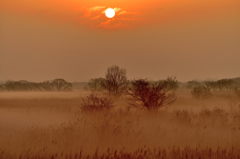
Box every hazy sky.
[0,0,240,82]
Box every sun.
[105,8,115,18]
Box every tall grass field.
[1,90,240,158]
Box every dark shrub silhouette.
[127,79,177,110]
[80,92,114,111]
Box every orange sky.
[1,0,239,30]
[0,0,240,82]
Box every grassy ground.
[0,90,240,158]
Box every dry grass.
[0,90,240,158]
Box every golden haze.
[0,0,239,29]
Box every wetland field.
[1,90,240,159]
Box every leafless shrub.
[127,79,177,110]
[80,92,114,112]
[191,85,212,99]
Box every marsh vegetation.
[1,66,240,158]
[1,89,240,159]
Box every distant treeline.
[185,77,240,91]
[0,78,72,91]
[1,77,240,92]
[85,76,240,93]
[85,76,180,93]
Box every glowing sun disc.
[105,8,115,18]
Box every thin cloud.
[89,6,105,11]
[118,10,140,16]
[102,7,122,14]
[98,19,125,29]
[118,10,127,15]
[119,17,140,21]
[113,8,122,12]
[91,15,100,20]
[83,6,106,17]
[99,20,111,26]
[80,6,140,29]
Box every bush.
[80,92,114,111]
[191,85,212,99]
[127,79,177,110]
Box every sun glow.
[105,8,115,18]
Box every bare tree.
[86,77,106,92]
[40,81,53,91]
[204,81,220,91]
[127,79,177,110]
[80,92,114,111]
[102,65,128,96]
[52,78,72,91]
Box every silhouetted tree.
[102,65,128,96]
[127,79,177,110]
[216,79,228,91]
[86,77,106,92]
[17,80,31,91]
[29,82,42,91]
[204,81,217,91]
[40,81,53,91]
[52,78,72,91]
[4,81,17,91]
